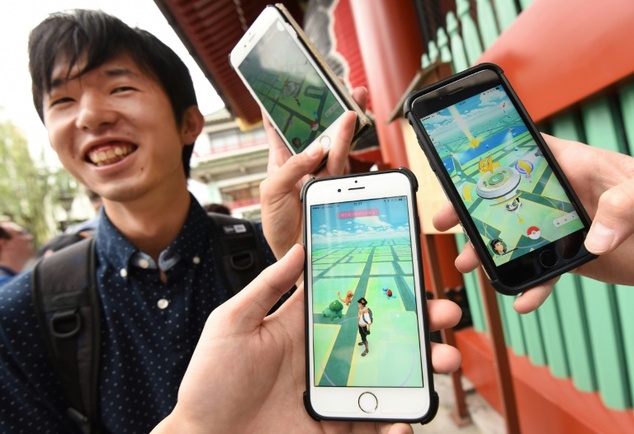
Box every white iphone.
[301,168,438,423]
[229,4,371,162]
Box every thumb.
[223,244,305,333]
[585,179,634,254]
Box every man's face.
[41,54,195,204]
[0,223,34,264]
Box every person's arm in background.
[432,134,634,313]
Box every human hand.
[153,245,461,434]
[260,87,367,260]
[433,134,634,313]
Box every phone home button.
[318,134,331,150]
[358,392,378,413]
[539,250,558,268]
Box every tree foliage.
[0,119,78,247]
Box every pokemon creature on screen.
[420,86,585,267]
[310,196,424,388]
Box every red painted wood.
[477,0,634,122]
[456,328,634,433]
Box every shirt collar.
[0,265,16,276]
[96,195,211,273]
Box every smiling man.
[0,9,461,434]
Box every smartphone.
[404,63,596,295]
[301,168,438,423]
[229,4,371,162]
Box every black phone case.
[403,63,596,295]
[300,168,439,424]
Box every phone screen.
[236,17,346,153]
[419,85,586,267]
[309,196,424,388]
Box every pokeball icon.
[527,226,541,240]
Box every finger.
[454,241,481,273]
[513,277,558,314]
[348,422,413,434]
[427,299,462,374]
[350,86,368,113]
[264,138,327,198]
[319,111,358,176]
[224,244,305,333]
[347,422,414,434]
[263,111,293,173]
[268,111,358,187]
[541,133,580,161]
[262,111,285,154]
[427,299,461,331]
[432,201,460,232]
[382,423,414,434]
[585,178,634,254]
[431,342,462,374]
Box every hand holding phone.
[229,4,371,165]
[301,168,438,423]
[404,63,596,294]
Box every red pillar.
[349,0,463,289]
[348,0,422,168]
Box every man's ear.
[180,106,204,144]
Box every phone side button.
[539,250,558,268]
[358,392,378,413]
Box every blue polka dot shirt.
[0,197,276,433]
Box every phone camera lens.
[337,189,341,193]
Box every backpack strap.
[31,238,101,434]
[28,213,266,434]
[207,212,267,296]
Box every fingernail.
[305,141,321,157]
[585,222,615,254]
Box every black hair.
[357,297,367,306]
[28,9,198,177]
[490,238,506,253]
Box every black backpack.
[31,213,268,434]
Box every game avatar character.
[490,238,508,255]
[357,297,372,357]
[291,137,303,150]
